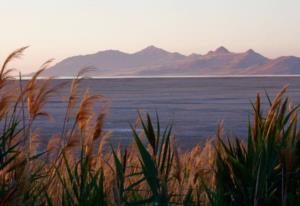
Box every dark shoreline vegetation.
[1,48,300,205]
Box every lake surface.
[33,77,300,149]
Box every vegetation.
[0,48,300,205]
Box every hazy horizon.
[1,0,300,73]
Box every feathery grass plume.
[0,95,14,121]
[91,111,106,141]
[84,111,106,163]
[60,67,93,142]
[25,61,66,121]
[74,90,102,133]
[1,47,28,75]
[263,85,288,138]
[24,62,66,164]
[0,48,28,132]
[0,47,28,89]
[46,134,61,158]
[85,103,110,166]
[91,102,110,141]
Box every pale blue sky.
[1,0,300,73]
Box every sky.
[1,0,300,73]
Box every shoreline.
[15,74,300,80]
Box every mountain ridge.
[35,46,300,76]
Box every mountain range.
[38,46,300,77]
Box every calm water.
[32,77,300,149]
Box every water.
[32,76,300,149]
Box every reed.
[0,48,300,205]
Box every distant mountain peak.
[215,46,230,54]
[96,49,125,55]
[145,45,160,50]
[246,49,255,54]
[136,45,168,55]
[243,49,268,60]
